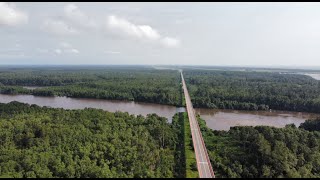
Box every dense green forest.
[2,66,320,178]
[171,113,187,178]
[0,67,181,106]
[198,116,320,178]
[0,101,182,178]
[184,70,320,113]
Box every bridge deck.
[181,71,215,178]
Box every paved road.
[181,71,215,178]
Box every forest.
[0,67,181,106]
[198,115,320,178]
[0,101,182,178]
[2,66,320,178]
[1,101,319,178]
[184,70,320,113]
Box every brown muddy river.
[0,94,180,122]
[196,108,318,130]
[0,94,318,130]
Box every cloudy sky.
[1,2,320,66]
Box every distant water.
[304,73,320,80]
[196,108,318,131]
[0,94,317,130]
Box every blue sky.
[1,2,320,66]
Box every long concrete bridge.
[181,71,215,178]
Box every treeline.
[197,115,320,178]
[0,67,103,86]
[0,101,182,178]
[184,70,320,113]
[171,113,187,178]
[0,67,181,106]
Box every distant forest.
[2,67,320,114]
[184,70,320,113]
[0,67,181,106]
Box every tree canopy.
[184,70,320,113]
[0,101,181,178]
[198,116,320,178]
[0,67,181,106]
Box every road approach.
[181,71,215,178]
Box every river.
[196,108,318,130]
[304,73,320,80]
[0,94,180,123]
[0,94,317,130]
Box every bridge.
[181,71,215,178]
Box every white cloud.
[66,48,79,54]
[64,4,97,29]
[54,42,80,54]
[54,48,79,55]
[107,15,160,40]
[42,4,97,36]
[0,2,28,26]
[103,50,120,54]
[60,42,72,48]
[106,15,180,48]
[54,49,62,54]
[42,19,79,36]
[36,48,49,53]
[162,37,180,48]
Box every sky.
[1,2,320,66]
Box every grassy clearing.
[184,112,199,178]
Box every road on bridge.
[181,71,215,178]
